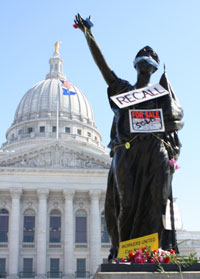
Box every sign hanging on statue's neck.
[110,84,169,109]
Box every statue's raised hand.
[74,13,114,85]
[74,13,92,33]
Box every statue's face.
[135,57,157,75]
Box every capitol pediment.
[0,142,110,169]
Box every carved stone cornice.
[37,189,49,199]
[0,142,111,170]
[10,188,22,199]
[63,189,75,200]
[89,189,101,200]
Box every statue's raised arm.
[74,13,116,86]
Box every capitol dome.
[14,78,95,126]
[3,44,106,154]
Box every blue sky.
[0,0,200,231]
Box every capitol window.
[49,209,61,243]
[27,127,33,134]
[0,258,6,278]
[101,211,110,243]
[52,126,57,133]
[75,210,87,243]
[22,258,33,278]
[23,209,35,243]
[49,258,60,278]
[87,132,91,137]
[0,209,9,243]
[76,259,86,278]
[77,129,82,135]
[18,129,23,135]
[65,127,70,133]
[40,126,45,133]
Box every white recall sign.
[110,84,169,109]
[162,199,182,230]
[129,109,165,133]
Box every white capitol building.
[0,45,199,279]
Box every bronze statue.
[74,14,183,258]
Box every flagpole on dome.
[53,39,77,139]
[47,41,67,140]
[54,41,60,140]
[56,92,59,140]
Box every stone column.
[63,189,75,279]
[89,190,101,276]
[36,189,49,279]
[8,188,22,279]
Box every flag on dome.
[60,80,76,95]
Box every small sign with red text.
[110,84,169,109]
[129,109,165,133]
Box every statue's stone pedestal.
[94,264,200,279]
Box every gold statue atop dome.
[55,41,60,53]
[54,41,62,57]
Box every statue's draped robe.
[105,71,183,255]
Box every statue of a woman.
[74,14,183,258]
